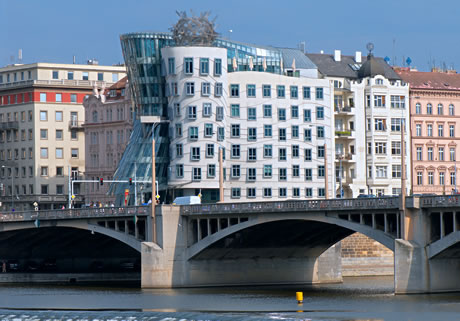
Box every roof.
[108,76,128,90]
[396,70,460,91]
[278,48,317,70]
[307,53,401,80]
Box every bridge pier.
[141,206,342,288]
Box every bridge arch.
[427,231,460,259]
[186,213,395,260]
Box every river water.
[0,276,459,321]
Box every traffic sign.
[33,202,38,206]
[156,194,160,199]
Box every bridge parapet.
[0,206,151,222]
[181,197,400,215]
[417,195,460,208]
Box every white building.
[162,46,334,202]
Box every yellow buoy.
[296,291,303,303]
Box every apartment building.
[307,49,411,197]
[83,77,133,205]
[397,68,460,194]
[0,63,126,211]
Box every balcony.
[334,105,354,114]
[0,121,19,130]
[69,120,84,130]
[335,130,354,139]
[335,153,355,162]
[0,79,108,91]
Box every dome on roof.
[358,54,385,78]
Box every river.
[0,276,459,321]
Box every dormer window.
[109,90,116,97]
[376,78,383,85]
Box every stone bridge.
[1,196,460,293]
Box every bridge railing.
[418,195,460,208]
[181,197,400,215]
[0,205,151,222]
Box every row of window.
[175,103,325,122]
[367,141,402,155]
[0,70,32,83]
[367,165,402,179]
[174,123,324,142]
[175,144,325,161]
[39,147,79,159]
[366,118,404,132]
[416,171,457,186]
[0,147,33,161]
[365,95,406,108]
[230,187,326,199]
[0,92,82,105]
[415,146,457,161]
[174,164,326,181]
[414,123,456,137]
[168,57,223,76]
[89,107,129,123]
[0,110,76,123]
[415,103,455,116]
[0,70,119,83]
[0,184,65,196]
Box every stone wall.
[341,232,394,276]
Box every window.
[304,109,311,122]
[277,85,285,98]
[416,124,421,136]
[375,142,387,154]
[231,144,240,158]
[202,103,212,117]
[376,166,387,178]
[392,165,401,178]
[215,83,223,96]
[263,188,272,197]
[264,165,272,178]
[52,70,59,79]
[189,127,198,140]
[450,125,455,137]
[186,82,195,95]
[247,168,257,181]
[40,93,46,102]
[55,111,63,121]
[218,127,225,141]
[248,148,257,161]
[428,147,433,161]
[292,125,299,138]
[192,167,201,181]
[368,166,372,178]
[374,95,385,107]
[264,145,272,158]
[231,124,240,137]
[305,168,312,181]
[291,106,299,119]
[201,82,211,96]
[316,87,323,99]
[40,147,48,158]
[292,145,299,158]
[374,118,386,131]
[71,148,78,158]
[427,124,433,136]
[279,187,287,197]
[279,128,286,141]
[437,104,443,115]
[303,86,311,99]
[248,128,257,141]
[200,58,209,74]
[316,106,324,120]
[439,172,445,185]
[82,72,89,81]
[230,188,241,199]
[263,105,272,118]
[188,106,197,119]
[318,188,326,197]
[56,167,64,176]
[40,166,48,176]
[67,71,74,80]
[391,118,402,132]
[175,123,182,137]
[290,86,298,99]
[305,188,313,197]
[318,165,325,177]
[230,84,239,97]
[451,172,457,186]
[439,147,444,161]
[231,104,240,117]
[305,148,312,161]
[97,72,103,81]
[206,143,214,157]
[41,185,49,195]
[449,104,455,116]
[293,165,300,177]
[112,73,118,82]
[279,148,287,161]
[278,108,286,121]
[417,172,423,185]
[262,85,271,97]
[191,147,200,160]
[184,57,193,74]
[451,148,456,161]
[438,124,444,137]
[304,128,312,141]
[428,172,434,185]
[176,144,183,158]
[416,147,422,160]
[248,107,256,120]
[214,58,222,75]
[207,164,216,178]
[168,57,175,74]
[216,106,224,121]
[40,129,47,140]
[70,94,77,103]
[247,188,256,198]
[317,126,325,138]
[204,123,213,137]
[390,95,405,108]
[391,141,401,155]
[427,103,432,114]
[231,165,241,178]
[176,164,184,178]
[415,103,421,114]
[247,84,256,97]
[318,145,325,158]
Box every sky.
[1,0,460,72]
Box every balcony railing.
[0,121,19,130]
[0,79,108,90]
[335,130,354,137]
[69,120,84,129]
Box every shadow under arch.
[186,215,396,260]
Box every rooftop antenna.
[18,49,22,63]
[73,55,76,64]
[392,38,396,66]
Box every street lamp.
[1,165,14,211]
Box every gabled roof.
[278,48,317,70]
[397,70,460,91]
[307,53,401,80]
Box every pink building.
[83,77,133,205]
[397,69,460,195]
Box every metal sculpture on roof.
[170,11,218,46]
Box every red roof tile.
[397,70,460,91]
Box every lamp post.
[1,165,13,211]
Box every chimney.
[334,50,341,62]
[355,51,362,63]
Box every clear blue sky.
[1,0,459,71]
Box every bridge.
[0,196,459,293]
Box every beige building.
[83,77,133,205]
[0,62,126,211]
